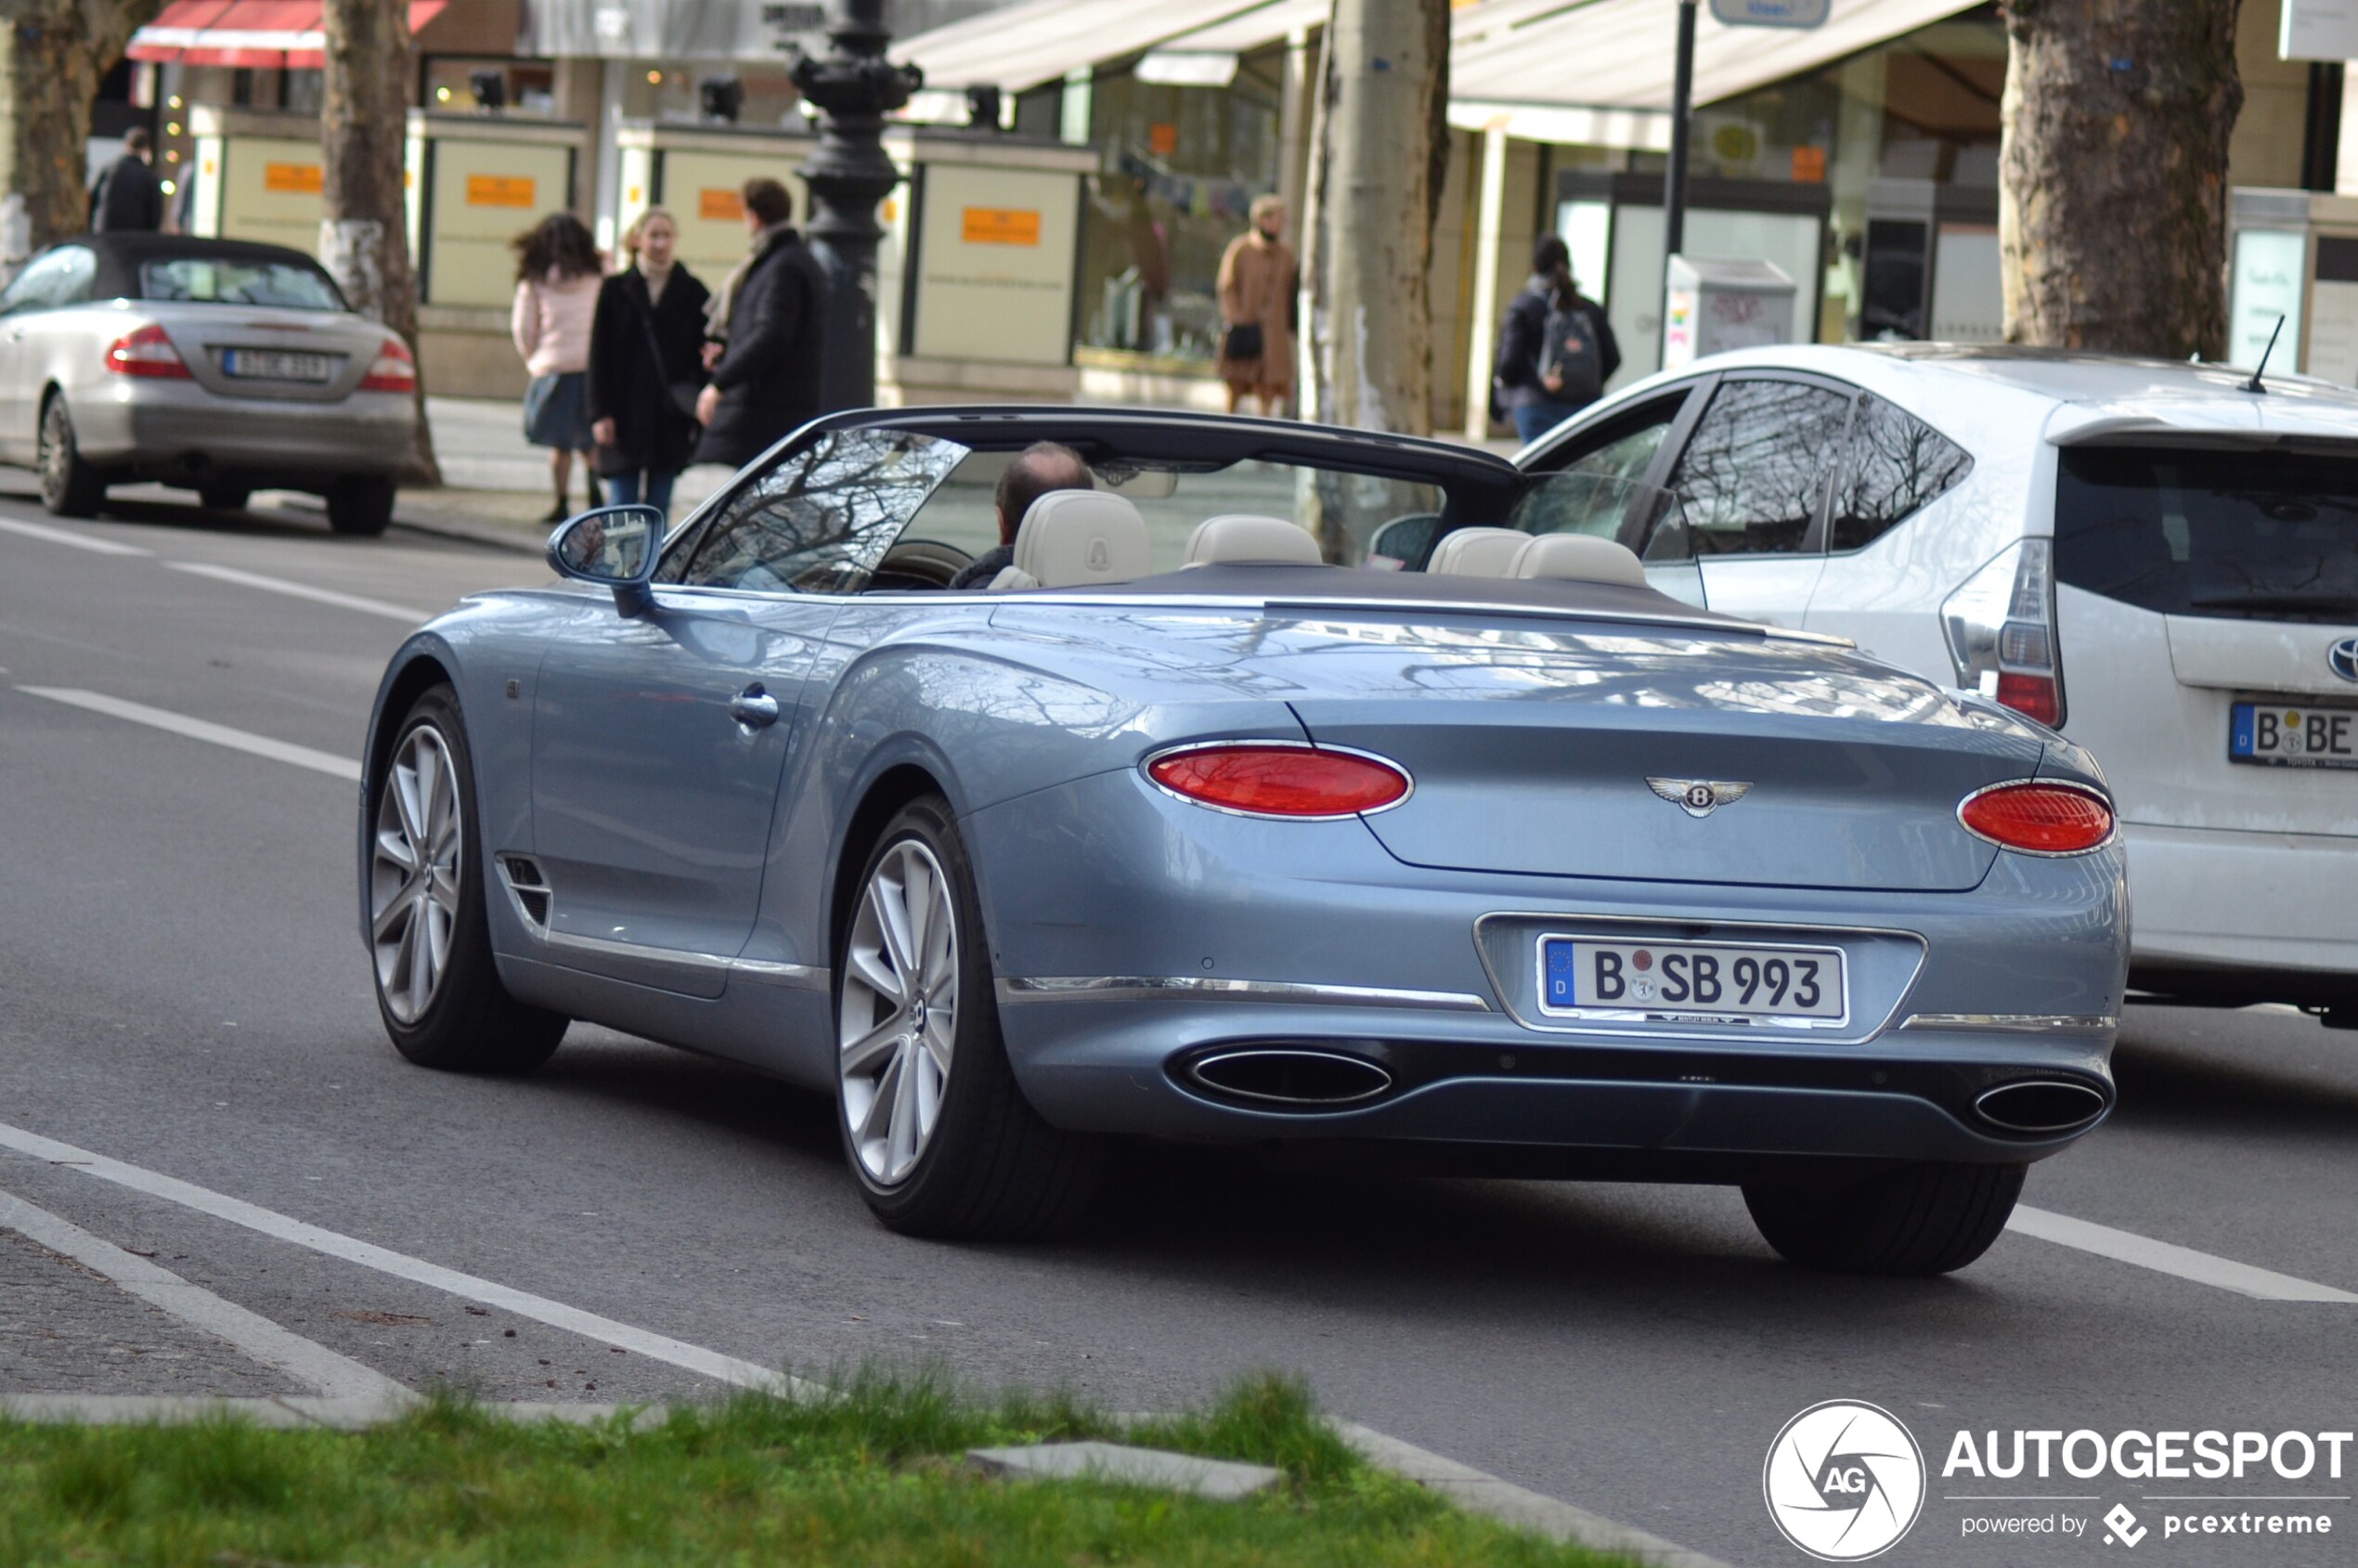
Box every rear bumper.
[2123,822,2358,1000]
[71,381,412,484]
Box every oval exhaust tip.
[1975,1079,2107,1135]
[1187,1049,1393,1107]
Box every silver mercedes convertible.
[358,408,2128,1276]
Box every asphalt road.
[2,482,2352,1567]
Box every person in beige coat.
[1216,194,1298,416]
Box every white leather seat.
[987,489,1153,590]
[1182,513,1323,567]
[1425,526,1528,577]
[1509,532,1648,588]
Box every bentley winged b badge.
[1648,778,1754,818]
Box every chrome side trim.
[996,976,1492,1011]
[1899,1013,2118,1034]
[730,958,831,991]
[538,928,829,991]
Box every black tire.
[835,795,1101,1239]
[367,684,566,1073]
[198,484,252,512]
[37,394,104,518]
[327,476,396,536]
[1743,1161,2026,1276]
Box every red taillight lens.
[1959,782,2114,855]
[1147,745,1410,818]
[1995,671,2061,727]
[103,323,191,379]
[359,334,416,392]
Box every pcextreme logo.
[1764,1400,1928,1561]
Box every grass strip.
[0,1368,1638,1567]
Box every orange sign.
[961,207,1041,247]
[698,187,745,222]
[1148,122,1178,157]
[264,162,322,195]
[465,175,537,208]
[1791,145,1826,183]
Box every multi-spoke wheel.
[835,795,1100,1238]
[37,395,104,518]
[366,684,567,1072]
[840,838,960,1186]
[371,724,462,1023]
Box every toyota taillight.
[359,334,416,392]
[103,323,191,379]
[1146,744,1411,819]
[1942,538,2064,727]
[1958,781,2115,855]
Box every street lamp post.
[790,0,922,411]
[1664,0,1697,261]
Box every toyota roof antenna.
[2244,314,2285,395]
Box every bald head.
[994,441,1092,546]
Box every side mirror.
[547,504,664,615]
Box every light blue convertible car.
[359,408,2128,1275]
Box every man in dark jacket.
[693,178,828,469]
[90,129,164,233]
[1493,235,1619,445]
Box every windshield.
[139,256,346,312]
[2056,446,2358,622]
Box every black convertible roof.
[51,233,346,307]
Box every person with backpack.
[1494,235,1619,445]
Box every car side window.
[1827,393,1973,552]
[0,247,92,313]
[658,428,964,594]
[1665,378,1854,556]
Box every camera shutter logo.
[1762,1400,1925,1561]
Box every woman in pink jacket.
[510,213,604,521]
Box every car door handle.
[729,686,781,730]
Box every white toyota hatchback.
[1507,344,2358,1028]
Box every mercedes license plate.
[222,348,335,383]
[1538,936,1846,1026]
[2229,702,2358,771]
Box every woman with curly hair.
[510,212,605,521]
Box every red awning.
[128,0,446,70]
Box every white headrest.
[1182,513,1323,568]
[1010,489,1151,589]
[1509,532,1648,588]
[1426,526,1528,577]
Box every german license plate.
[2229,702,2358,770]
[221,348,336,382]
[1538,936,1847,1025]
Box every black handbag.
[1223,321,1264,361]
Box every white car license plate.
[2230,702,2358,771]
[222,348,336,383]
[1538,937,1846,1025]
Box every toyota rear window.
[138,256,345,312]
[2054,447,2358,622]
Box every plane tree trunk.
[1999,0,2243,357]
[0,0,167,250]
[321,0,439,485]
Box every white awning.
[897,0,1276,92]
[1452,0,1980,115]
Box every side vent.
[497,856,551,933]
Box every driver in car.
[948,441,1094,590]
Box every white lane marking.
[0,1122,805,1397]
[166,562,431,624]
[0,1185,409,1402]
[2008,1204,2358,1302]
[0,516,151,556]
[16,686,362,782]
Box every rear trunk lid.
[1254,615,2037,891]
[147,303,386,404]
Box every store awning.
[513,0,831,61]
[128,0,446,69]
[898,0,1287,93]
[1452,0,1980,122]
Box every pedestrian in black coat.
[588,209,710,514]
[1494,234,1619,445]
[90,128,164,233]
[693,177,828,470]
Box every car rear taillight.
[1958,781,2115,855]
[1941,538,2064,727]
[1146,744,1411,819]
[103,323,191,379]
[359,334,416,393]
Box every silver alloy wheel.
[839,838,960,1186]
[369,724,463,1024]
[37,399,71,507]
